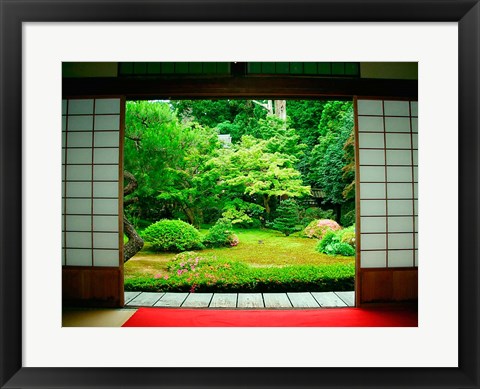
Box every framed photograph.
[1,1,479,388]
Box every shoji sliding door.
[355,98,418,304]
[62,97,124,307]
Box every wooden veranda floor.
[124,291,355,309]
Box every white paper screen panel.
[62,98,121,267]
[357,99,417,269]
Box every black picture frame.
[1,1,479,388]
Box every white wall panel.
[359,149,385,165]
[93,216,119,232]
[62,98,121,267]
[388,233,414,249]
[361,234,387,250]
[95,99,121,114]
[387,166,412,182]
[386,150,412,165]
[93,233,119,249]
[360,200,386,215]
[94,115,120,131]
[383,100,409,116]
[358,116,384,132]
[66,182,92,198]
[67,148,92,164]
[68,99,94,114]
[68,115,93,131]
[66,249,92,266]
[386,133,411,149]
[93,165,118,181]
[360,251,386,268]
[384,117,410,133]
[357,100,383,115]
[359,166,385,182]
[360,217,387,233]
[357,99,417,269]
[66,215,91,231]
[388,250,414,267]
[359,133,384,148]
[66,165,92,181]
[387,183,413,199]
[360,183,385,199]
[93,199,119,215]
[388,217,414,233]
[93,250,120,267]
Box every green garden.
[123,99,356,293]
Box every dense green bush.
[338,224,356,248]
[299,207,335,227]
[304,219,341,239]
[203,218,239,248]
[125,256,355,293]
[268,200,301,236]
[340,206,356,227]
[316,231,355,256]
[141,219,204,252]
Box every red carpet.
[122,307,417,327]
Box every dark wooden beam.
[63,76,417,100]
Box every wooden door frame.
[63,75,418,307]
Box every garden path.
[124,291,355,308]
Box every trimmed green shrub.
[304,219,341,239]
[268,199,300,236]
[338,224,356,249]
[142,219,204,252]
[340,207,356,227]
[299,207,335,227]
[125,257,355,293]
[203,218,239,248]
[316,231,355,256]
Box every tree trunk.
[274,100,287,121]
[123,170,144,263]
[183,206,196,227]
[335,204,342,224]
[263,195,271,215]
[123,216,144,263]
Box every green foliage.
[210,135,311,214]
[308,101,354,205]
[142,219,204,252]
[267,199,301,236]
[335,224,356,247]
[340,206,356,227]
[221,199,264,227]
[316,231,355,257]
[304,219,341,239]
[167,251,203,274]
[124,101,221,227]
[203,218,240,248]
[299,207,335,227]
[125,256,355,293]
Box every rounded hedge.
[303,219,341,240]
[316,231,355,257]
[142,219,204,252]
[203,218,239,248]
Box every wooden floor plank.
[287,292,320,308]
[311,292,347,308]
[263,293,292,308]
[237,293,264,308]
[154,293,189,307]
[124,291,142,305]
[334,291,355,307]
[126,292,164,307]
[209,293,237,308]
[182,293,213,308]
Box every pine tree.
[268,200,300,236]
